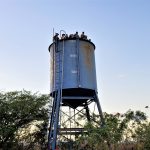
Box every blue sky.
[0,0,150,116]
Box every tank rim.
[48,38,95,52]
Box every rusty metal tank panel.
[49,33,97,97]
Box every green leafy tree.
[134,122,150,150]
[0,90,49,149]
[77,110,147,150]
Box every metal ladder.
[48,90,61,150]
[48,40,64,150]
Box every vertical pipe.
[69,107,71,140]
[59,39,65,132]
[76,39,80,87]
[74,109,76,140]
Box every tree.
[76,110,148,150]
[134,122,150,150]
[0,90,49,149]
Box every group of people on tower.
[53,32,91,42]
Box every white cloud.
[117,74,128,79]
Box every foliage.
[1,90,150,150]
[134,122,150,150]
[76,110,148,150]
[0,90,49,149]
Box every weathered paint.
[49,39,97,94]
[49,47,54,91]
[79,41,97,90]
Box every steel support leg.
[85,101,91,122]
[48,95,56,149]
[48,90,61,150]
[95,92,105,126]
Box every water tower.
[48,31,103,150]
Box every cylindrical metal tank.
[49,33,97,97]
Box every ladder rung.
[62,96,93,100]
